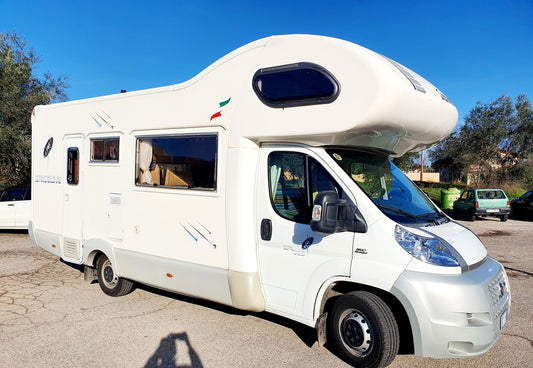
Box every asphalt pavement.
[0,218,531,367]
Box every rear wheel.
[328,291,399,368]
[500,214,508,222]
[96,254,134,296]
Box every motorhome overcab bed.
[30,35,510,368]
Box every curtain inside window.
[270,164,281,197]
[139,139,153,184]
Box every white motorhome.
[30,35,510,368]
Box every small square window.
[91,138,119,162]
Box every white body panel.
[30,35,508,360]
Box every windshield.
[327,149,447,226]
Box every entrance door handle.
[260,219,272,241]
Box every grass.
[415,181,528,208]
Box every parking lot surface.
[1,218,532,367]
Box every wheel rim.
[101,259,118,289]
[339,309,373,357]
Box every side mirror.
[311,191,368,234]
[313,189,365,233]
[310,191,345,234]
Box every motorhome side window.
[66,147,79,185]
[91,138,119,162]
[136,135,217,190]
[268,152,340,223]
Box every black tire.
[452,208,458,219]
[468,210,476,222]
[96,254,134,297]
[328,291,399,368]
[500,214,508,222]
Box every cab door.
[256,147,355,321]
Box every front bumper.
[391,257,510,358]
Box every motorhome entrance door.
[62,135,83,262]
[256,147,355,319]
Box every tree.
[392,152,420,172]
[510,94,533,160]
[431,132,468,183]
[431,94,532,187]
[0,31,68,188]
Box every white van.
[30,35,510,368]
[0,186,31,230]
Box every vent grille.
[64,238,81,260]
[387,58,426,93]
[487,268,509,319]
[109,196,121,205]
[436,88,451,103]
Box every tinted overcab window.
[253,62,339,108]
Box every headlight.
[394,225,460,267]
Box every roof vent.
[436,88,451,103]
[387,58,426,93]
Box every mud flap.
[84,265,98,282]
[317,312,328,346]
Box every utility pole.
[420,150,424,182]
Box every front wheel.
[96,254,134,297]
[328,291,399,368]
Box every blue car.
[511,190,533,220]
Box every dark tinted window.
[253,62,339,107]
[0,187,30,201]
[67,147,79,185]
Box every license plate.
[486,209,500,213]
[500,309,508,330]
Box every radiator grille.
[487,268,510,319]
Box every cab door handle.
[261,219,272,241]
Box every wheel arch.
[317,281,414,354]
[83,238,117,268]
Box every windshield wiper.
[415,211,450,225]
[415,212,440,219]
[377,204,418,219]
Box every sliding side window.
[136,134,217,190]
[91,138,119,162]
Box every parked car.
[510,190,533,219]
[453,188,510,221]
[0,186,31,230]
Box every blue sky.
[1,0,532,126]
